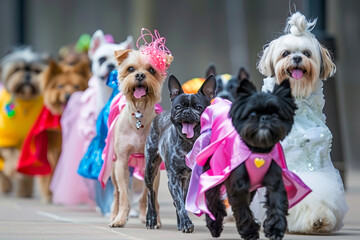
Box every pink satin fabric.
[185,98,312,220]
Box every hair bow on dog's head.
[136,28,173,75]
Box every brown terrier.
[17,60,90,203]
[99,48,173,228]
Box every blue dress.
[77,70,118,215]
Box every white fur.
[88,30,134,111]
[254,12,347,234]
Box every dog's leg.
[110,165,119,222]
[203,159,226,237]
[225,163,260,240]
[144,154,162,228]
[262,161,288,240]
[153,171,162,228]
[138,183,147,223]
[109,157,131,228]
[16,173,33,198]
[167,168,194,233]
[0,171,12,194]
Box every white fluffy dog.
[88,30,134,112]
[254,11,348,234]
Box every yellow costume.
[182,78,205,94]
[0,88,43,149]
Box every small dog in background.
[88,30,134,112]
[182,64,249,102]
[0,47,47,197]
[258,11,348,233]
[17,59,90,203]
[98,29,173,228]
[58,33,91,66]
[144,74,216,232]
[186,78,311,239]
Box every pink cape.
[185,98,312,220]
[98,93,164,188]
[50,77,99,206]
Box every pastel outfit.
[50,76,104,206]
[185,98,311,220]
[17,106,61,175]
[78,71,119,179]
[99,93,163,188]
[256,77,348,231]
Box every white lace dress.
[251,77,348,233]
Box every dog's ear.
[168,74,184,101]
[199,74,217,100]
[73,59,92,80]
[319,45,336,80]
[257,41,275,77]
[41,60,62,90]
[89,30,106,59]
[114,49,131,66]
[273,79,293,99]
[205,64,216,78]
[119,35,134,50]
[165,54,174,67]
[237,67,250,81]
[236,79,257,98]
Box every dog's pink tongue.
[134,87,146,99]
[182,123,196,138]
[291,69,304,80]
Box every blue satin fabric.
[78,70,119,179]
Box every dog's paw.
[146,211,159,229]
[180,219,194,233]
[109,218,127,228]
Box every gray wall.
[0,0,359,177]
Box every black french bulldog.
[144,74,216,233]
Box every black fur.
[145,74,216,233]
[204,78,297,239]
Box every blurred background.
[0,0,359,186]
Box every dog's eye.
[99,57,107,65]
[303,50,311,58]
[196,106,203,111]
[250,112,257,118]
[74,85,80,90]
[282,50,290,58]
[175,105,181,110]
[148,67,156,75]
[33,69,41,74]
[127,66,135,72]
[13,67,21,73]
[57,84,64,89]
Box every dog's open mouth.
[182,122,196,138]
[133,86,148,99]
[287,67,307,80]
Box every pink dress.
[50,77,100,206]
[98,93,163,188]
[185,98,311,220]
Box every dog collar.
[132,111,144,130]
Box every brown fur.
[108,49,172,227]
[38,60,90,203]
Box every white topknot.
[284,11,317,37]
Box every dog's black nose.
[135,73,146,81]
[107,64,115,72]
[25,73,31,82]
[293,55,302,64]
[260,115,269,123]
[65,93,71,101]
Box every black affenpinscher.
[203,79,298,240]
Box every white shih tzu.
[253,11,348,234]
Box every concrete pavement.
[0,171,359,240]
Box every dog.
[98,29,173,227]
[17,59,90,203]
[58,33,91,66]
[0,47,48,197]
[257,11,348,233]
[88,30,134,113]
[185,78,311,239]
[182,64,249,102]
[144,74,216,232]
